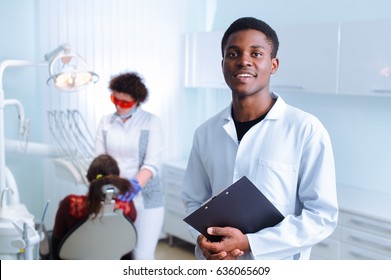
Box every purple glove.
[117,178,142,202]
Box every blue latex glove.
[117,178,142,202]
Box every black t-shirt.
[233,109,268,142]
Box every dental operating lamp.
[45,43,99,91]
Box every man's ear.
[271,57,279,74]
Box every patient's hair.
[86,154,133,217]
[221,17,279,58]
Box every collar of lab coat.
[265,92,287,120]
[222,91,286,122]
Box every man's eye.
[253,52,262,57]
[227,52,238,58]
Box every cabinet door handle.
[272,85,306,90]
[349,248,376,260]
[350,235,391,252]
[371,89,391,94]
[315,242,330,248]
[350,217,391,234]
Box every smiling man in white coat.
[182,17,338,260]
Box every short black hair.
[221,17,279,58]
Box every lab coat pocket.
[254,158,298,215]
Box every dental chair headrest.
[101,184,119,205]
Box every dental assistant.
[95,72,164,260]
[182,17,338,260]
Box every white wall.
[212,0,391,28]
[0,0,45,218]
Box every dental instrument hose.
[35,200,50,260]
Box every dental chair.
[57,185,137,260]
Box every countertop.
[337,184,391,222]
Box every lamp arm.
[43,43,71,61]
[0,59,48,97]
[0,59,47,196]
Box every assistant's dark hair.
[86,154,134,217]
[109,72,148,103]
[221,17,279,58]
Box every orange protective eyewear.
[110,95,135,109]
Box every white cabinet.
[312,210,391,260]
[184,19,391,97]
[184,31,226,88]
[311,185,391,260]
[340,211,391,259]
[271,23,340,95]
[339,19,391,97]
[162,160,196,245]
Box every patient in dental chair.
[51,154,138,259]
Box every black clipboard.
[183,176,284,242]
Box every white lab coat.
[182,92,338,260]
[95,108,163,182]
